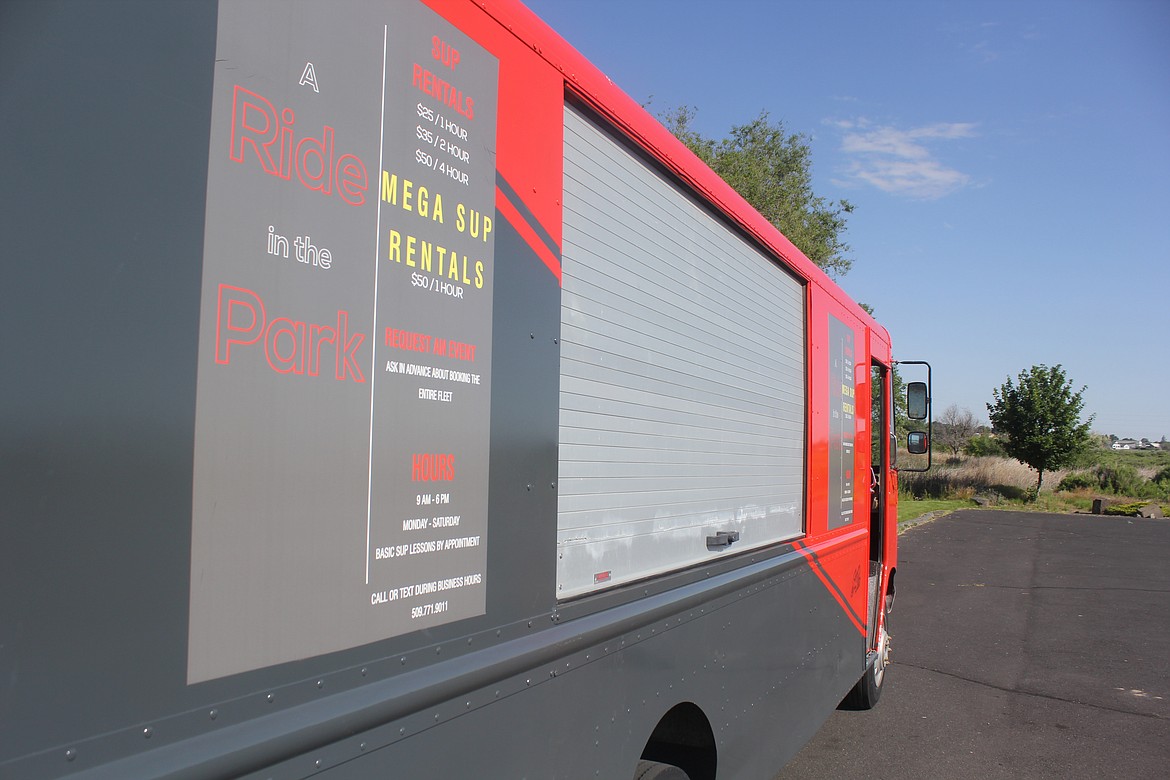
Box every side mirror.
[907,381,929,421]
[896,361,932,473]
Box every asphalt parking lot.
[775,509,1170,779]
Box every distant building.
[1111,438,1159,450]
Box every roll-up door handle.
[706,531,740,550]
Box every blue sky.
[524,0,1170,441]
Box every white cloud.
[832,119,977,200]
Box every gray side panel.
[558,105,806,598]
[0,0,219,763]
[236,550,863,780]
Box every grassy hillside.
[897,448,1170,516]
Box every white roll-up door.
[557,104,807,599]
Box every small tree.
[935,404,978,457]
[987,364,1094,497]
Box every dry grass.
[899,456,1071,501]
[899,450,1170,514]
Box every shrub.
[1094,463,1148,496]
[1056,472,1096,492]
[964,434,1006,458]
[1154,466,1170,486]
[1102,501,1166,517]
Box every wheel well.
[640,702,716,780]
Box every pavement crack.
[896,661,1169,721]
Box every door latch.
[706,530,740,550]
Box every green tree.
[661,106,853,278]
[987,364,1095,497]
[964,433,1006,458]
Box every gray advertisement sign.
[828,315,855,530]
[189,0,498,684]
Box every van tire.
[841,621,889,710]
